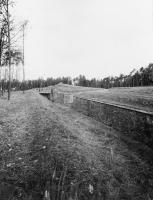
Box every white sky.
[13,0,153,79]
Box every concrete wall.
[72,96,153,148]
[49,90,73,105]
[40,91,153,148]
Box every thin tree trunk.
[22,24,25,93]
[0,67,1,95]
[0,21,2,95]
[6,0,11,100]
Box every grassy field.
[49,84,153,112]
[0,90,153,199]
[42,83,105,94]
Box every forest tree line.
[1,63,153,94]
[74,63,153,88]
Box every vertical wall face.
[41,91,153,148]
[50,90,74,105]
[72,97,153,148]
[64,94,74,104]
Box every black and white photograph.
[0,0,153,199]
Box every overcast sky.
[13,0,153,79]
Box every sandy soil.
[0,91,153,200]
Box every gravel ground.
[0,91,153,200]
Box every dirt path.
[0,91,153,200]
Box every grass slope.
[48,84,153,112]
[0,91,153,199]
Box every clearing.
[0,90,153,199]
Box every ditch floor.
[0,91,153,200]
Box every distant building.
[72,79,79,86]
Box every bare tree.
[0,2,8,95]
[0,0,27,99]
[6,0,11,100]
[22,20,28,94]
[0,0,12,99]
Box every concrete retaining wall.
[72,96,153,148]
[40,91,153,148]
[49,90,73,105]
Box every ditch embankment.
[0,90,153,199]
[40,87,153,150]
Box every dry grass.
[42,83,105,94]
[76,86,153,112]
[44,84,153,112]
[0,91,153,199]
